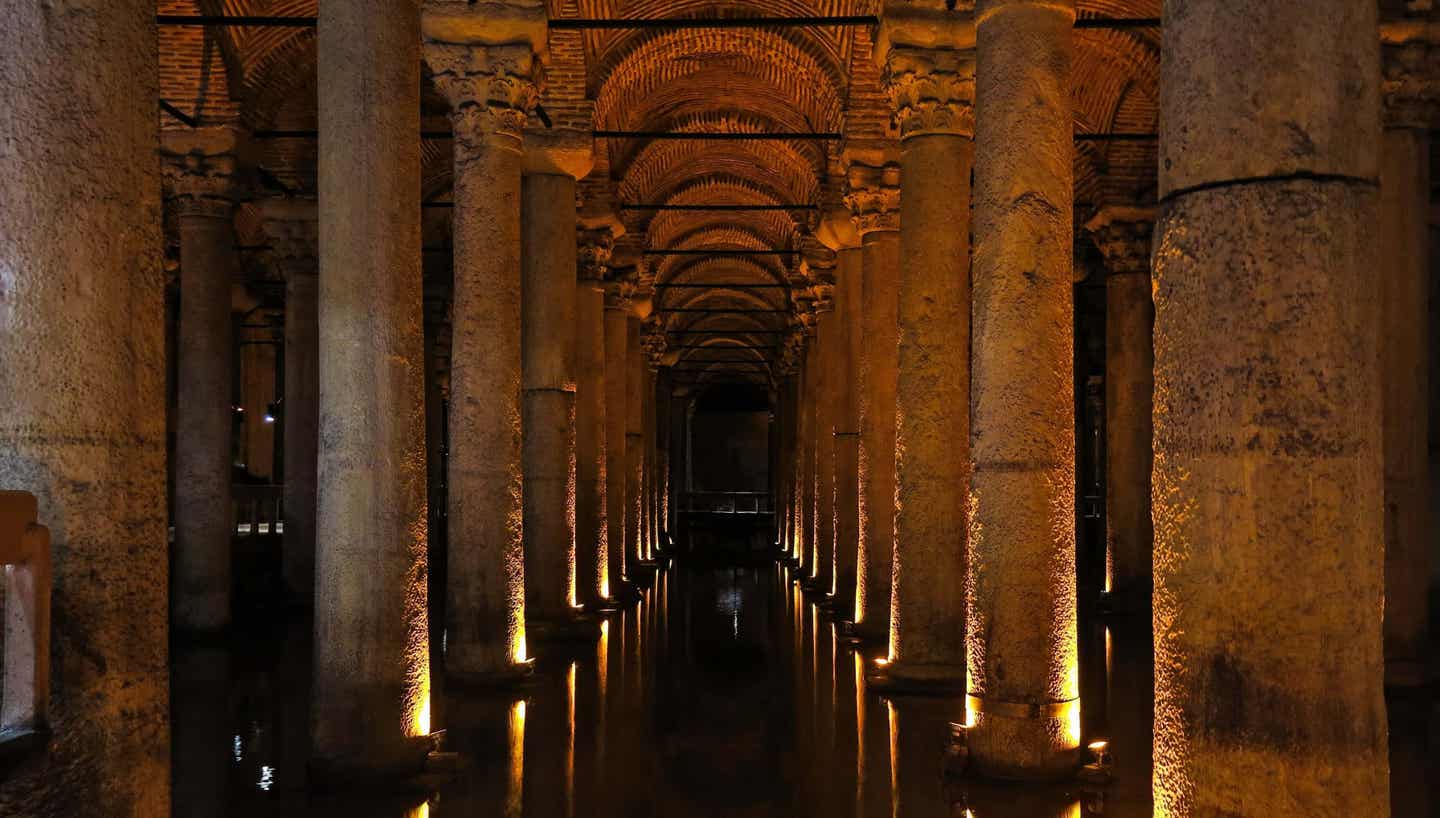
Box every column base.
[628,563,658,588]
[308,736,437,791]
[1385,658,1429,689]
[528,612,604,645]
[799,575,831,595]
[1097,583,1151,617]
[866,661,966,695]
[445,659,535,691]
[849,619,888,649]
[607,581,644,606]
[965,695,1081,781]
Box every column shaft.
[283,269,320,601]
[241,342,277,478]
[521,172,579,630]
[833,250,863,610]
[655,368,672,551]
[576,279,609,605]
[313,0,430,774]
[889,128,972,683]
[641,363,656,561]
[812,308,836,591]
[855,230,899,640]
[969,0,1077,776]
[801,340,819,576]
[1153,0,1387,812]
[603,301,629,587]
[174,210,237,631]
[1381,125,1431,685]
[0,2,168,811]
[625,316,644,570]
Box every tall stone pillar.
[1153,0,1388,813]
[876,16,975,690]
[626,315,645,573]
[0,3,168,812]
[521,138,592,639]
[777,367,800,558]
[312,0,430,776]
[1380,25,1437,687]
[241,341,278,479]
[640,358,656,561]
[163,128,241,633]
[968,0,1077,777]
[807,293,837,594]
[818,211,864,612]
[603,286,632,594]
[1084,207,1154,610]
[424,5,544,679]
[261,199,321,604]
[845,158,901,643]
[655,366,673,552]
[799,321,819,577]
[576,222,619,607]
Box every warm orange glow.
[566,662,576,818]
[406,802,430,818]
[404,504,431,738]
[507,700,526,818]
[874,656,889,667]
[886,700,899,818]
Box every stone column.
[312,0,430,776]
[163,128,241,633]
[968,0,1077,777]
[655,366,673,553]
[1085,207,1154,611]
[603,286,632,595]
[640,358,656,561]
[799,322,819,577]
[576,222,619,607]
[817,208,864,612]
[807,293,837,594]
[876,17,975,690]
[424,5,544,679]
[1153,0,1387,813]
[261,199,321,604]
[521,138,592,639]
[626,314,645,573]
[1380,25,1437,687]
[241,341,278,479]
[776,367,799,558]
[845,158,901,643]
[0,3,168,812]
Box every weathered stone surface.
[603,287,631,590]
[854,229,900,641]
[0,3,169,814]
[312,0,431,776]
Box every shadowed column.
[1153,0,1388,813]
[424,3,544,681]
[603,285,633,597]
[969,0,1079,777]
[808,293,837,594]
[1379,23,1436,687]
[164,128,242,633]
[877,11,975,691]
[576,221,620,607]
[312,0,430,776]
[0,2,169,811]
[844,156,901,645]
[626,314,645,573]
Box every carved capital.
[577,227,616,282]
[883,48,976,139]
[1383,32,1440,128]
[1084,206,1155,278]
[162,126,244,219]
[842,160,901,235]
[259,199,319,278]
[424,42,543,150]
[604,280,635,311]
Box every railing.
[680,491,773,516]
[0,491,51,740]
[233,485,284,536]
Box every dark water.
[173,562,1437,817]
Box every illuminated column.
[0,2,168,811]
[845,157,901,643]
[654,366,673,552]
[424,5,544,680]
[1153,0,1387,813]
[878,17,975,689]
[602,285,633,596]
[261,200,321,604]
[1084,206,1154,609]
[968,0,1077,777]
[625,314,645,573]
[818,211,864,612]
[163,129,241,633]
[808,291,837,594]
[313,0,430,775]
[521,139,591,639]
[640,358,656,561]
[1380,25,1436,687]
[799,319,819,577]
[576,222,619,607]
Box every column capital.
[1382,24,1440,128]
[604,279,635,310]
[423,2,545,150]
[259,198,319,278]
[161,125,245,218]
[876,4,977,140]
[1084,205,1155,278]
[577,213,623,283]
[842,151,902,235]
[814,207,862,252]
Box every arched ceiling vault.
[161,0,1163,382]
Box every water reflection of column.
[830,633,860,818]
[171,647,230,817]
[856,659,892,818]
[812,614,836,812]
[1102,619,1153,818]
[886,699,952,818]
[522,668,573,818]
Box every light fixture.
[1079,738,1114,784]
[263,400,280,424]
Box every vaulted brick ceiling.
[159,0,1159,383]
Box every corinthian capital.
[259,198,319,278]
[162,126,245,219]
[1382,24,1440,128]
[842,150,901,235]
[423,2,548,148]
[1084,205,1155,278]
[877,2,977,138]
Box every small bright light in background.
[262,401,279,424]
[874,656,889,667]
[232,734,243,762]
